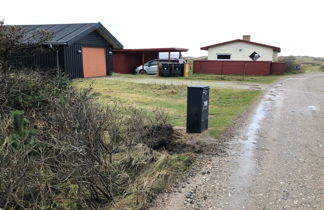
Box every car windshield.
[145,60,158,66]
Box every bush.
[0,22,52,69]
[0,22,178,208]
[278,56,301,73]
[320,65,324,72]
[0,68,70,116]
[0,69,174,209]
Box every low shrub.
[0,68,70,117]
[0,69,176,209]
[278,56,301,73]
[320,65,324,72]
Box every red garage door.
[82,47,107,78]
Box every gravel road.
[94,76,268,90]
[150,72,324,210]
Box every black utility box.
[160,63,172,77]
[172,64,183,77]
[186,85,209,133]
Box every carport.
[112,48,188,74]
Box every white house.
[201,35,281,62]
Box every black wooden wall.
[11,31,114,79]
[63,31,113,78]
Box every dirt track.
[150,72,324,210]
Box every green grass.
[73,79,261,138]
[179,73,280,84]
[302,63,323,72]
[321,66,324,72]
[111,72,281,84]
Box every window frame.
[216,53,231,60]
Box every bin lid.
[188,85,209,89]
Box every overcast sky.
[1,0,323,57]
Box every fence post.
[221,62,224,79]
[243,63,247,81]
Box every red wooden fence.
[270,62,285,75]
[193,60,285,75]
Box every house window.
[217,54,231,60]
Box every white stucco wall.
[207,42,276,61]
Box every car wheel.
[139,69,147,74]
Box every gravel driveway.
[150,72,324,209]
[93,76,269,90]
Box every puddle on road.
[226,84,284,208]
[283,77,304,81]
[232,91,280,186]
[307,105,318,111]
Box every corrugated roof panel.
[19,25,59,42]
[21,25,40,33]
[57,24,96,43]
[9,23,123,48]
[41,24,71,41]
[38,25,56,30]
[50,24,85,42]
[19,25,43,42]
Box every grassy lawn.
[73,79,261,138]
[178,73,281,84]
[111,72,281,84]
[302,63,323,72]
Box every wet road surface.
[150,72,324,209]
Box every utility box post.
[186,86,209,133]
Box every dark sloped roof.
[13,22,123,49]
[201,39,280,52]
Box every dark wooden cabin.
[11,22,123,78]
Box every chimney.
[243,35,251,41]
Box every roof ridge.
[12,23,97,26]
[201,39,281,52]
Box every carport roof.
[113,48,188,52]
